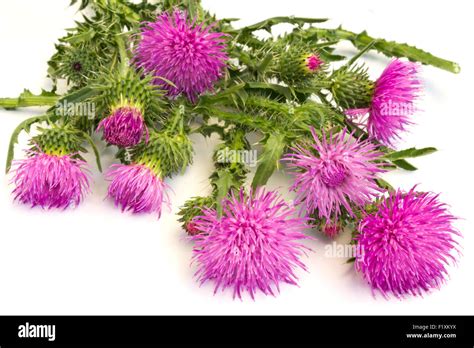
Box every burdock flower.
[355,187,460,298]
[11,150,91,209]
[346,59,422,146]
[284,128,385,221]
[106,163,169,216]
[134,10,228,103]
[97,105,148,148]
[191,188,309,300]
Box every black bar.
[0,316,472,347]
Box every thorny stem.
[0,96,59,109]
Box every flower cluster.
[3,2,461,301]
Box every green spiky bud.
[330,65,375,110]
[95,69,163,122]
[131,130,193,178]
[30,124,84,156]
[177,196,216,235]
[57,47,99,86]
[275,42,326,85]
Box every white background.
[0,0,472,315]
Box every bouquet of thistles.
[1,0,462,300]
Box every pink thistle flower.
[304,53,324,73]
[191,188,309,300]
[97,106,148,148]
[106,163,169,216]
[284,128,386,221]
[355,187,460,298]
[11,151,91,209]
[346,59,422,146]
[134,10,228,103]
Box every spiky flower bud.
[131,130,193,178]
[95,70,163,147]
[275,42,326,85]
[32,124,85,156]
[178,196,216,235]
[330,65,375,110]
[55,47,99,86]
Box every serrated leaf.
[233,16,328,34]
[63,29,96,44]
[252,133,286,188]
[193,124,225,138]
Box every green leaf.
[308,27,460,74]
[48,86,97,113]
[392,159,417,171]
[375,178,394,191]
[80,131,102,172]
[63,28,96,44]
[346,40,376,66]
[198,83,246,106]
[203,106,273,132]
[233,16,328,34]
[252,133,286,188]
[5,115,50,173]
[214,170,240,216]
[384,147,437,161]
[193,124,225,138]
[0,89,59,109]
[346,257,356,264]
[246,82,293,100]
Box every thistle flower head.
[284,128,385,220]
[97,105,148,148]
[368,59,421,146]
[11,151,91,209]
[330,64,375,110]
[106,162,169,216]
[355,187,460,298]
[191,188,309,300]
[134,10,228,103]
[345,59,422,146]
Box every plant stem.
[0,96,59,109]
[309,27,461,74]
[115,33,129,77]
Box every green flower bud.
[31,124,84,156]
[131,130,193,178]
[275,42,326,85]
[96,69,163,122]
[330,65,375,110]
[177,196,216,235]
[57,48,99,86]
